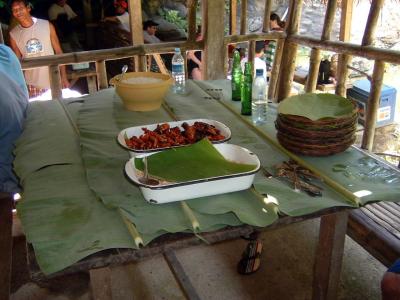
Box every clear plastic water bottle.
[171,48,186,94]
[252,69,268,125]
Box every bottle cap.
[255,69,264,76]
[175,48,181,53]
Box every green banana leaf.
[278,93,355,121]
[134,139,257,182]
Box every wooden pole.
[21,41,203,69]
[360,0,384,150]
[287,35,400,65]
[229,0,237,35]
[321,0,338,41]
[187,0,197,42]
[305,48,321,93]
[335,0,353,97]
[95,60,108,90]
[240,0,248,35]
[276,0,303,101]
[128,0,146,72]
[335,54,351,96]
[362,0,384,46]
[361,60,385,151]
[263,0,272,33]
[268,39,284,101]
[49,65,62,100]
[248,40,255,75]
[203,0,225,80]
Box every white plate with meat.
[117,119,231,156]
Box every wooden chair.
[0,192,13,300]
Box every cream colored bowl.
[110,72,173,112]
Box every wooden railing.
[18,0,400,152]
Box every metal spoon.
[138,156,159,186]
[120,64,128,82]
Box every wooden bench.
[347,156,400,268]
[0,192,13,300]
[293,68,352,92]
[348,203,400,267]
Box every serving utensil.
[138,156,159,186]
[119,64,128,82]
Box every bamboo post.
[321,0,337,41]
[359,0,384,150]
[128,0,146,72]
[248,40,255,75]
[276,0,303,101]
[49,65,62,100]
[203,0,225,80]
[268,39,284,101]
[262,0,272,33]
[361,0,384,46]
[229,0,237,35]
[361,60,385,151]
[306,0,336,93]
[335,55,351,96]
[95,60,108,90]
[335,0,353,97]
[240,0,247,35]
[305,48,321,93]
[187,0,197,42]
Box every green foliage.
[0,1,6,8]
[158,8,188,31]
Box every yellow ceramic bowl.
[110,72,173,112]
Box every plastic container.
[124,143,260,204]
[252,69,268,125]
[171,48,186,94]
[347,79,397,127]
[109,72,173,112]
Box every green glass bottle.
[241,62,252,115]
[231,50,242,101]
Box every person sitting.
[102,0,130,33]
[187,33,203,80]
[48,0,78,22]
[9,0,69,98]
[240,41,267,81]
[48,0,82,51]
[143,20,161,44]
[381,259,400,300]
[265,13,286,71]
[0,45,28,195]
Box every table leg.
[312,211,349,300]
[90,267,112,300]
[87,76,98,94]
[0,193,13,300]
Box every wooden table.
[20,83,384,300]
[27,206,351,300]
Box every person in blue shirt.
[381,259,400,300]
[0,45,28,194]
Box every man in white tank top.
[9,0,69,97]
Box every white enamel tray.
[124,143,260,204]
[117,119,231,156]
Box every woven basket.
[277,112,358,131]
[275,117,357,139]
[277,132,356,156]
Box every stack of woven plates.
[275,93,358,156]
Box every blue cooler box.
[347,79,397,127]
